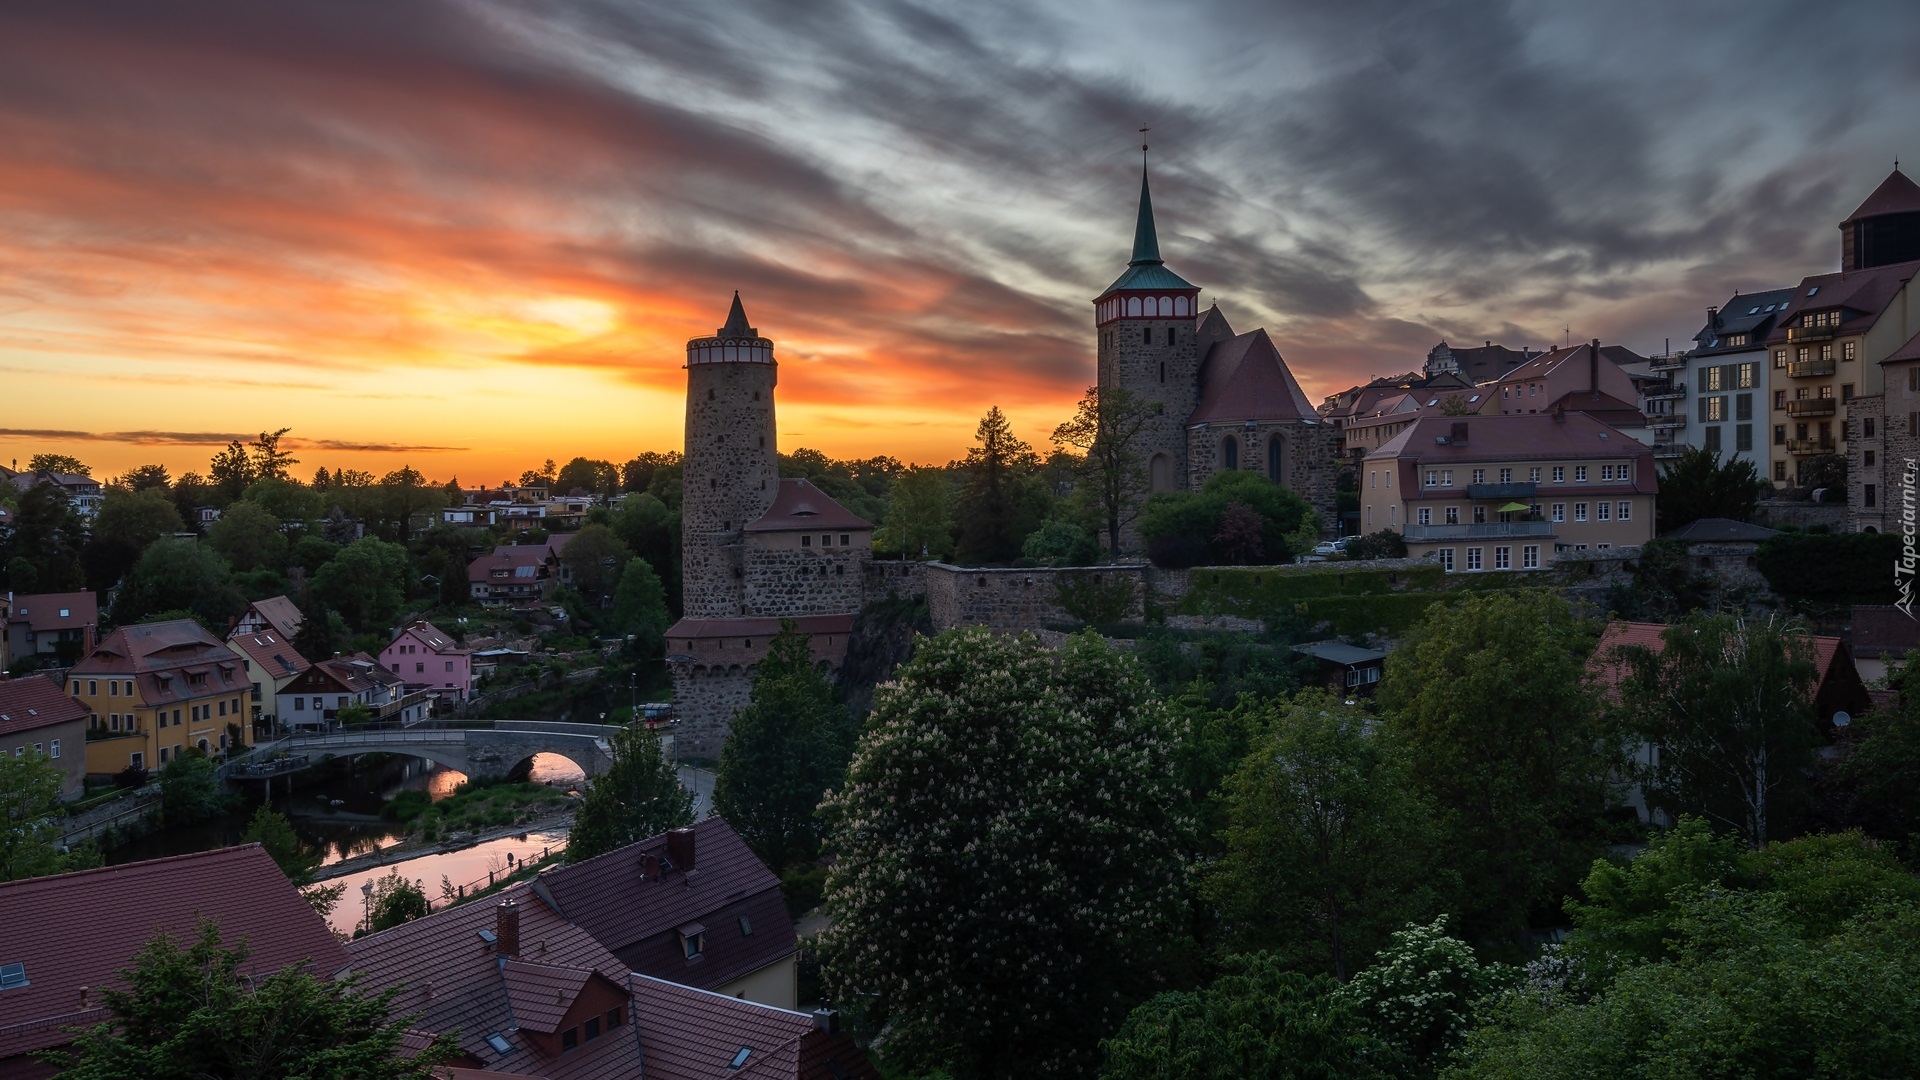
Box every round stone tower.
[681,293,780,620]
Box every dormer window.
[679,923,707,959]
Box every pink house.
[380,620,473,703]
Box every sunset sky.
[2,0,1916,484]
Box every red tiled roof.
[69,621,250,706]
[1189,328,1317,423]
[0,845,347,1066]
[0,674,88,737]
[5,592,96,634]
[242,596,304,640]
[1367,412,1654,478]
[226,629,311,681]
[469,547,548,584]
[743,480,870,533]
[666,615,856,641]
[1842,168,1920,223]
[1765,260,1920,344]
[1590,620,1847,696]
[626,975,877,1080]
[293,653,402,696]
[1852,605,1920,656]
[500,960,598,1034]
[538,817,796,993]
[1884,329,1920,365]
[392,620,468,656]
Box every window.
[1842,384,1854,402]
[1774,424,1786,446]
[1736,393,1752,421]
[739,915,753,936]
[1845,341,1857,361]
[1222,436,1239,470]
[1346,666,1381,687]
[1498,468,1512,483]
[1866,450,1877,467]
[1866,484,1878,508]
[1472,469,1485,484]
[1465,548,1483,571]
[1523,545,1540,568]
[1598,502,1612,521]
[1494,546,1511,569]
[1143,327,1151,344]
[1773,348,1787,368]
[1575,466,1588,482]
[1774,390,1787,410]
[416,662,424,673]
[1704,426,1722,453]
[841,534,851,546]
[1797,346,1810,362]
[1821,344,1835,362]
[1738,362,1757,387]
[1438,549,1454,572]
[1775,461,1787,481]
[1574,503,1588,522]
[1553,466,1565,482]
[1600,465,1613,481]
[1705,366,1723,391]
[585,1017,602,1041]
[1736,424,1753,452]
[562,1029,578,1052]
[1442,470,1453,486]
[1618,501,1632,521]
[49,740,59,759]
[1551,503,1566,522]
[1426,470,1439,487]
[446,661,454,671]
[88,681,97,696]
[683,929,706,958]
[606,1007,624,1029]
[294,698,305,711]
[1417,507,1431,526]
[1445,506,1459,524]
[1529,467,1541,482]
[1866,417,1877,437]
[159,747,169,764]
[802,535,811,547]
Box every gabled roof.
[1431,341,1536,384]
[630,975,880,1080]
[1765,260,1920,343]
[1189,328,1317,423]
[241,596,304,640]
[1292,641,1387,666]
[1662,517,1779,543]
[1883,329,1920,365]
[537,816,796,992]
[469,546,548,583]
[1693,287,1798,354]
[0,673,89,737]
[225,629,311,681]
[69,621,249,705]
[5,591,96,634]
[1842,168,1920,223]
[1194,303,1234,342]
[1368,413,1654,477]
[393,620,467,655]
[1497,342,1646,384]
[743,479,870,533]
[1589,620,1849,699]
[499,959,600,1034]
[297,653,401,696]
[0,846,348,1066]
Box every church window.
[753,391,760,400]
[1267,435,1283,482]
[1150,454,1172,491]
[1143,328,1151,344]
[1222,436,1239,470]
[710,479,716,489]
[802,535,811,547]
[1159,361,1165,383]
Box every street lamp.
[361,880,374,934]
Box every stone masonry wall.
[921,562,1151,631]
[667,664,754,761]
[743,537,871,618]
[1185,419,1342,534]
[682,359,779,619]
[1100,312,1200,551]
[862,559,931,603]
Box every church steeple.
[719,290,757,337]
[1131,164,1162,265]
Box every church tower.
[1094,161,1202,496]
[681,293,779,619]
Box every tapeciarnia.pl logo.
[1899,457,1918,620]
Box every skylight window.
[1748,306,1760,314]
[0,964,27,990]
[485,1032,513,1055]
[1807,286,1819,296]
[730,1048,754,1069]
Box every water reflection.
[323,826,569,937]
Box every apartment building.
[1663,288,1794,472]
[379,619,472,702]
[0,674,89,799]
[68,620,255,775]
[2,590,98,670]
[1360,413,1656,569]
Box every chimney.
[1450,421,1469,445]
[1589,339,1600,394]
[665,827,696,872]
[495,899,520,957]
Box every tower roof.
[719,291,757,337]
[1100,161,1194,296]
[1843,168,1920,223]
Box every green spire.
[1130,162,1162,265]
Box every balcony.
[1786,325,1835,343]
[1648,413,1687,428]
[1644,383,1687,401]
[1787,438,1837,456]
[1787,358,1836,378]
[1403,520,1555,540]
[1648,353,1686,371]
[1653,443,1683,459]
[1785,399,1837,418]
[1465,482,1537,500]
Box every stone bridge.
[225,721,618,783]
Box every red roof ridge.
[0,842,266,894]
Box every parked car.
[1312,537,1357,557]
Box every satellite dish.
[1832,711,1851,728]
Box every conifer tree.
[566,723,691,863]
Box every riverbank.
[311,807,576,883]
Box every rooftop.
[1292,640,1388,666]
[241,596,304,640]
[1367,412,1654,474]
[743,479,871,533]
[0,845,347,1066]
[1189,328,1317,424]
[0,673,89,737]
[4,591,97,635]
[1765,259,1920,344]
[226,629,311,681]
[1842,167,1920,223]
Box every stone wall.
[921,562,1150,631]
[1185,419,1342,530]
[667,664,755,761]
[1752,499,1849,533]
[742,537,871,618]
[681,359,779,619]
[1100,309,1202,551]
[862,559,931,603]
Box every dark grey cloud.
[0,429,463,452]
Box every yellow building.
[70,619,253,776]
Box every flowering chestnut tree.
[818,628,1192,1078]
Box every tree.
[1654,445,1767,532]
[242,476,324,524]
[954,406,1050,564]
[241,805,319,881]
[554,456,615,498]
[874,466,954,560]
[1139,471,1318,568]
[207,439,256,502]
[364,868,430,934]
[158,749,227,825]
[1207,691,1444,980]
[1021,520,1101,567]
[311,537,411,633]
[115,463,172,491]
[311,465,333,490]
[818,629,1191,1078]
[712,623,855,873]
[1830,662,1920,853]
[1052,385,1161,558]
[372,466,445,544]
[206,500,286,573]
[1378,592,1620,941]
[610,558,669,656]
[114,539,246,629]
[1100,954,1384,1080]
[1339,917,1512,1078]
[566,723,691,864]
[0,482,87,592]
[56,919,455,1080]
[1611,613,1819,847]
[609,492,681,613]
[1347,529,1408,561]
[248,427,299,482]
[95,486,184,549]
[26,452,89,476]
[169,471,213,525]
[0,750,94,881]
[620,450,682,494]
[558,523,630,602]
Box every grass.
[382,779,571,839]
